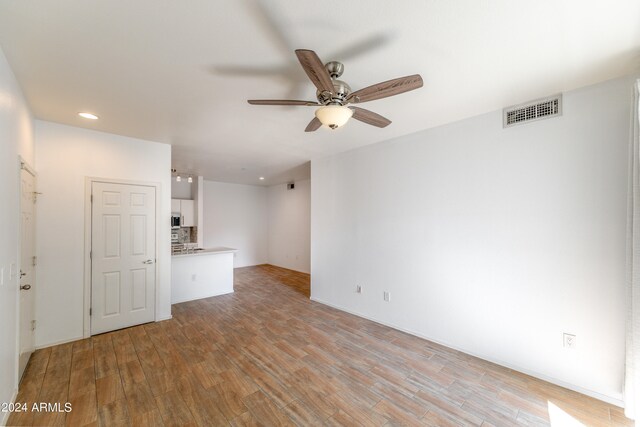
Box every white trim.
[14,158,22,391]
[310,296,624,408]
[1,388,18,426]
[83,177,162,338]
[19,158,36,177]
[155,314,173,322]
[83,180,91,338]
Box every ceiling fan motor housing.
[315,61,351,105]
[316,79,352,104]
[325,61,344,78]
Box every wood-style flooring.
[8,264,632,426]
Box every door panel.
[103,191,121,206]
[130,215,146,255]
[91,182,156,335]
[18,167,36,379]
[103,215,121,257]
[131,269,147,310]
[103,272,121,316]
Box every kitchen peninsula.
[171,246,237,304]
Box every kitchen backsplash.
[175,227,197,244]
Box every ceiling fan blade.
[295,49,335,94]
[248,99,320,106]
[347,74,423,103]
[328,33,392,62]
[245,0,293,57]
[350,107,392,128]
[305,117,322,132]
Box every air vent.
[503,94,562,128]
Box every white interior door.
[91,182,156,335]
[18,166,36,379]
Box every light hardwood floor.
[8,264,632,426]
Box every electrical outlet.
[563,333,576,349]
[383,291,391,302]
[356,285,362,293]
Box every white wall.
[311,76,634,404]
[203,181,268,267]
[0,46,34,422]
[35,121,171,348]
[268,180,311,273]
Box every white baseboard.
[266,263,310,275]
[310,296,624,408]
[1,388,18,426]
[38,316,174,348]
[35,335,84,350]
[171,289,234,305]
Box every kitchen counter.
[171,246,237,257]
[171,247,237,304]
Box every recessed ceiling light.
[259,177,265,180]
[78,112,98,120]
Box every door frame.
[83,177,162,338]
[16,156,36,385]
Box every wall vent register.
[503,94,562,128]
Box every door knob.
[20,284,31,290]
[143,259,154,264]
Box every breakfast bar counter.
[171,246,237,304]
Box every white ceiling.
[0,1,638,185]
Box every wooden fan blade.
[248,99,320,106]
[350,107,391,128]
[295,49,335,94]
[305,117,322,132]
[347,74,423,103]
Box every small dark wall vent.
[503,94,562,128]
[287,182,295,190]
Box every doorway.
[90,181,157,335]
[18,160,36,380]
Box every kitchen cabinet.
[171,199,180,213]
[180,199,195,227]
[171,198,195,227]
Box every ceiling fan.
[248,49,423,132]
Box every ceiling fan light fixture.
[315,105,353,130]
